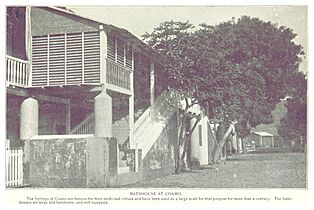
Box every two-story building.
[6,6,218,187]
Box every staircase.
[70,89,181,160]
[70,113,95,134]
[132,89,181,159]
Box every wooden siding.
[31,7,97,36]
[32,31,100,86]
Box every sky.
[68,5,308,73]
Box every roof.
[42,6,166,65]
[253,131,274,137]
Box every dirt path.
[124,152,307,188]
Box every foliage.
[142,16,305,166]
[278,73,307,145]
[143,16,304,134]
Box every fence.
[6,146,24,187]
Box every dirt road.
[124,152,307,188]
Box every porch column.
[150,60,155,105]
[129,74,136,171]
[94,88,112,137]
[190,118,200,162]
[99,24,107,86]
[20,97,38,162]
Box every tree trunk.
[181,118,200,161]
[175,110,185,174]
[175,111,200,173]
[213,121,236,163]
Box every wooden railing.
[70,113,95,134]
[6,55,30,87]
[132,89,181,153]
[133,107,152,142]
[106,59,131,90]
[6,145,24,187]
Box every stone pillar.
[190,118,200,163]
[94,90,112,137]
[20,97,38,162]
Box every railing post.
[28,56,32,87]
[12,60,16,84]
[21,63,25,86]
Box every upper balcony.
[6,6,165,96]
[6,31,133,94]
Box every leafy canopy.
[143,16,305,138]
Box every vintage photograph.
[5,5,307,189]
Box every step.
[135,121,167,159]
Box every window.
[107,36,133,69]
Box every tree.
[143,16,305,170]
[143,20,208,172]
[278,72,307,150]
[195,17,305,161]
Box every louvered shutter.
[31,31,100,86]
[49,34,65,85]
[32,36,48,86]
[83,32,100,83]
[66,33,83,84]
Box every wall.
[6,95,23,143]
[261,136,274,147]
[28,136,118,188]
[190,116,214,165]
[31,7,97,36]
[248,134,274,148]
[250,134,261,147]
[39,101,66,135]
[142,114,178,181]
[134,53,150,117]
[28,137,88,187]
[7,7,27,59]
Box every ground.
[124,152,307,188]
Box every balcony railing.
[106,59,131,90]
[6,55,30,87]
